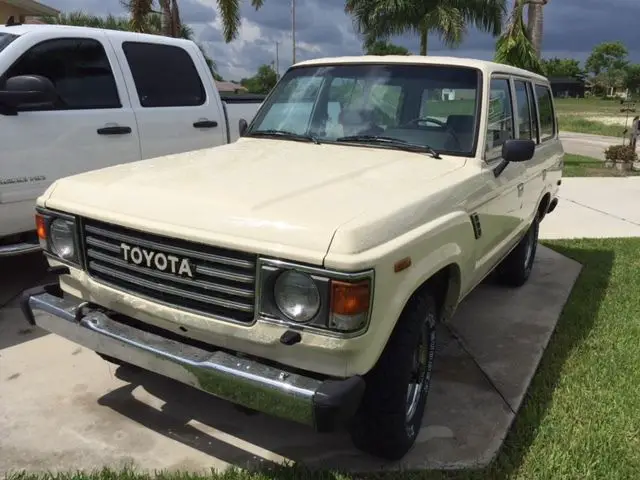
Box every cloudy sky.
[45,0,639,81]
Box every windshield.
[0,33,18,53]
[247,62,481,156]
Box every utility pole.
[275,41,280,79]
[291,0,296,64]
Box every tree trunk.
[158,0,172,36]
[527,0,545,58]
[170,0,181,37]
[420,27,428,55]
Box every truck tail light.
[329,280,371,332]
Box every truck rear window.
[0,33,18,53]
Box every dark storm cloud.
[45,0,640,78]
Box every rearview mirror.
[0,75,57,114]
[502,139,535,163]
[238,118,248,136]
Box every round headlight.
[50,219,75,259]
[273,270,320,323]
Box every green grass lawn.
[563,153,640,177]
[7,238,640,479]
[555,98,637,137]
[558,116,626,137]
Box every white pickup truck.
[22,55,563,460]
[0,24,263,257]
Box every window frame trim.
[484,73,516,163]
[512,76,536,142]
[0,36,124,111]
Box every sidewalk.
[539,177,640,239]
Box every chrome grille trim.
[81,219,257,323]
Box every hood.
[43,138,466,264]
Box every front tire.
[496,216,539,287]
[348,291,437,460]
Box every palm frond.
[217,0,242,42]
[345,0,505,54]
[494,0,544,73]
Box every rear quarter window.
[534,83,556,141]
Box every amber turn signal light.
[35,213,46,240]
[330,280,370,315]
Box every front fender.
[324,211,476,376]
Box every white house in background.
[0,0,58,24]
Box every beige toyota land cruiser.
[22,55,563,460]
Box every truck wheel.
[496,217,539,287]
[348,291,437,460]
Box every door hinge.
[470,213,482,239]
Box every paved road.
[559,131,621,160]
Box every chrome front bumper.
[21,284,365,432]
[0,240,41,257]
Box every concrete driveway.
[539,177,640,239]
[559,131,620,160]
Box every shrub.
[604,144,638,163]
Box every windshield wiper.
[246,129,320,144]
[336,135,441,159]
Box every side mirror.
[238,118,248,137]
[502,139,535,163]
[0,75,57,114]
[493,139,535,177]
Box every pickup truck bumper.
[21,284,365,432]
[0,239,41,257]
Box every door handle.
[193,120,218,128]
[97,126,132,135]
[517,183,524,197]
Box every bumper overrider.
[21,283,366,432]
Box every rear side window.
[514,79,534,140]
[535,84,555,141]
[3,37,121,110]
[122,41,205,108]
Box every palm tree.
[124,0,264,43]
[494,0,546,73]
[120,0,181,37]
[526,0,548,58]
[344,0,506,56]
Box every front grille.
[80,218,257,323]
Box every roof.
[215,80,248,92]
[293,55,549,82]
[2,0,59,16]
[0,23,195,46]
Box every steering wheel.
[399,116,462,150]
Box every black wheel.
[348,291,437,460]
[496,217,539,287]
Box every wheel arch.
[537,192,552,222]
